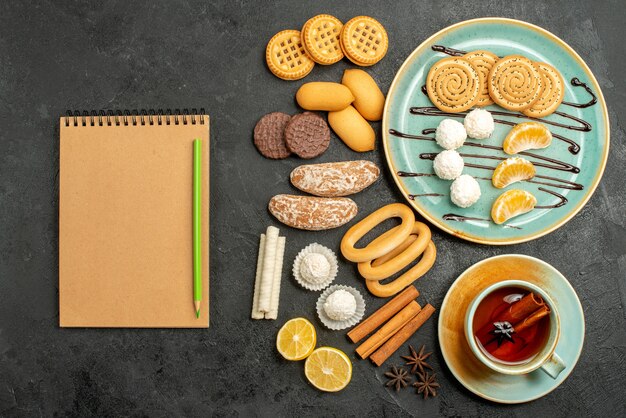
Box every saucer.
[438,254,585,403]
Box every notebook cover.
[59,114,209,327]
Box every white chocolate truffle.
[433,150,464,180]
[464,109,495,139]
[300,253,331,284]
[323,289,357,321]
[450,174,481,208]
[435,118,467,150]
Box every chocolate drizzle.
[419,152,579,174]
[393,44,599,227]
[562,78,597,109]
[410,106,585,154]
[409,193,444,199]
[431,45,466,56]
[442,214,522,230]
[535,188,568,209]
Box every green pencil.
[193,139,202,318]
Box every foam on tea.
[472,286,551,364]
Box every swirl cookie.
[488,55,543,111]
[301,14,344,65]
[522,62,565,118]
[426,57,482,113]
[266,30,315,80]
[462,50,499,107]
[340,16,388,66]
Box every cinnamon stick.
[347,285,419,343]
[476,292,545,342]
[356,301,421,359]
[370,303,436,367]
[513,304,550,334]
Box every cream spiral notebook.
[59,109,209,328]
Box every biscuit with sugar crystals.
[301,14,344,65]
[266,30,315,80]
[340,16,388,66]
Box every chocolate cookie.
[254,112,291,159]
[284,112,330,159]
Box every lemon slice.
[304,347,352,392]
[491,189,537,225]
[276,317,316,361]
[503,122,552,154]
[492,157,536,188]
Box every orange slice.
[492,158,536,188]
[491,189,537,225]
[276,317,317,361]
[502,122,552,155]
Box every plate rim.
[382,17,610,245]
[437,253,585,403]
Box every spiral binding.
[63,108,207,127]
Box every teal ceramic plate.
[438,255,584,403]
[382,18,609,244]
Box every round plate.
[382,18,609,245]
[438,254,584,403]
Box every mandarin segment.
[492,157,536,188]
[491,189,537,225]
[503,122,552,154]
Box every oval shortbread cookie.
[268,194,358,230]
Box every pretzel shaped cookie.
[366,241,437,298]
[358,221,431,280]
[340,203,415,263]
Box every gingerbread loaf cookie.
[290,160,380,197]
[268,194,357,230]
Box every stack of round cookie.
[265,14,388,81]
[426,52,565,117]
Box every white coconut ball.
[450,174,481,208]
[433,150,464,180]
[435,118,467,150]
[464,108,495,139]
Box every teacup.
[465,280,566,378]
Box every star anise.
[401,344,433,375]
[490,321,515,347]
[413,372,440,399]
[384,366,411,391]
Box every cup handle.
[540,352,566,379]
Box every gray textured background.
[1,0,625,416]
